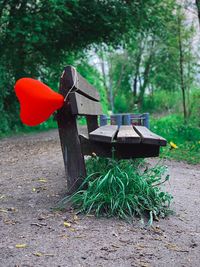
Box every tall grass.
[58,157,173,223]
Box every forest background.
[0,0,200,163]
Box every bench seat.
[89,125,166,146]
[79,124,166,160]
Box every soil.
[0,129,200,267]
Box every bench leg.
[57,109,86,194]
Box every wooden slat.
[86,115,99,133]
[89,125,118,143]
[134,126,167,146]
[117,125,141,143]
[65,66,100,101]
[69,92,102,115]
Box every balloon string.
[64,66,78,102]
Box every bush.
[143,90,181,114]
[58,157,173,224]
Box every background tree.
[0,0,133,133]
[96,1,198,123]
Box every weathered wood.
[134,126,167,146]
[65,66,100,101]
[80,134,160,159]
[57,70,86,194]
[117,125,141,143]
[69,92,102,115]
[89,125,118,143]
[86,115,99,133]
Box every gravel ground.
[0,129,200,267]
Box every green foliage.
[0,0,133,134]
[151,114,200,143]
[143,88,200,164]
[189,88,200,126]
[164,142,200,165]
[77,61,108,113]
[114,94,131,113]
[58,157,173,223]
[142,90,181,113]
[151,114,200,164]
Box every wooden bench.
[56,66,167,193]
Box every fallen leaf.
[138,262,150,267]
[165,243,189,252]
[154,237,163,241]
[0,209,8,213]
[38,178,47,183]
[33,186,47,192]
[37,214,47,221]
[178,217,185,222]
[73,214,79,221]
[33,252,54,257]
[31,222,47,227]
[99,256,109,260]
[100,246,117,253]
[111,231,119,237]
[135,243,148,250]
[69,228,76,232]
[58,234,68,238]
[7,207,17,212]
[4,219,17,225]
[111,244,120,248]
[15,244,27,248]
[63,221,71,228]
[151,226,164,235]
[33,252,43,257]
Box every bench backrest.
[63,66,102,115]
[59,66,103,133]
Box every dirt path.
[0,130,200,267]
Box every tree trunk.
[133,38,143,99]
[113,63,126,98]
[177,15,187,122]
[99,49,115,112]
[108,60,114,113]
[195,0,200,26]
[138,39,155,108]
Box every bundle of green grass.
[59,157,173,223]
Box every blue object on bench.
[100,113,150,129]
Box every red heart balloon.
[15,78,64,126]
